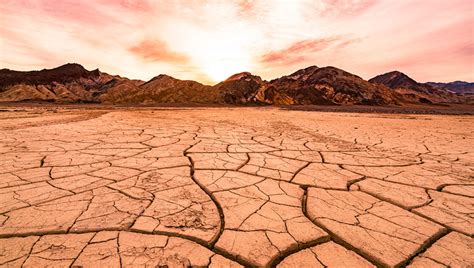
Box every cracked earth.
[0,107,472,267]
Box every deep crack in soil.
[0,106,472,268]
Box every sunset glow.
[1,0,473,84]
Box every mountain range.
[0,63,472,105]
[425,81,474,95]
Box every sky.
[0,0,473,85]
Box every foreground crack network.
[0,108,472,267]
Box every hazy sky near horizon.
[1,0,473,84]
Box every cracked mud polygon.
[0,106,472,267]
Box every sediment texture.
[0,107,472,267]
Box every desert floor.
[0,106,472,267]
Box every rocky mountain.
[0,63,470,105]
[0,63,98,88]
[210,72,294,105]
[369,71,428,92]
[212,72,265,104]
[0,63,136,103]
[369,71,464,104]
[271,66,399,105]
[99,74,219,104]
[426,81,474,95]
[211,66,401,105]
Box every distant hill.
[370,71,421,90]
[426,81,474,95]
[369,71,468,104]
[369,71,441,94]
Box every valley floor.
[0,106,472,267]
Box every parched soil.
[0,106,472,267]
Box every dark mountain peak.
[288,65,319,76]
[90,68,101,76]
[273,66,313,82]
[316,66,361,78]
[0,63,102,90]
[276,65,362,84]
[369,71,419,89]
[449,81,472,85]
[144,74,209,86]
[44,63,94,79]
[383,70,404,76]
[157,74,175,79]
[377,70,408,77]
[140,74,181,89]
[53,63,87,72]
[225,72,262,82]
[141,74,210,92]
[288,65,354,76]
[148,74,178,82]
[213,72,265,105]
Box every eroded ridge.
[0,107,472,267]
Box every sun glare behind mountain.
[181,28,256,84]
[199,56,254,84]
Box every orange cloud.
[238,0,256,11]
[129,40,189,64]
[316,0,377,16]
[8,0,153,26]
[260,37,343,65]
[109,0,152,12]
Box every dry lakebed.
[0,105,472,267]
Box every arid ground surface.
[0,106,472,267]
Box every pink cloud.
[0,27,62,68]
[37,0,112,25]
[110,0,152,12]
[260,37,350,65]
[317,0,377,16]
[233,0,376,17]
[3,0,153,26]
[238,0,256,12]
[129,39,189,64]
